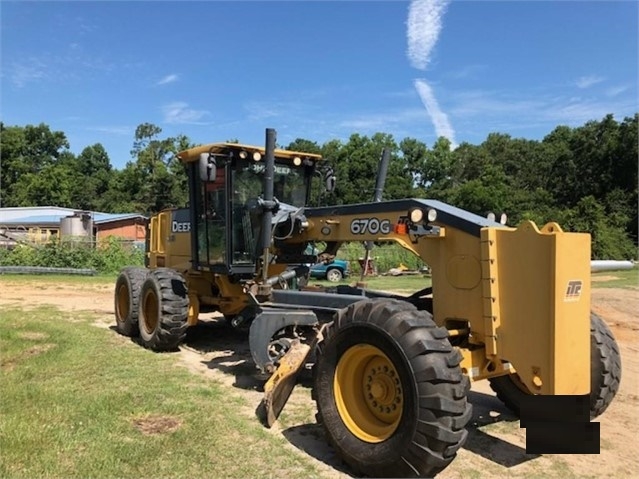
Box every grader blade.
[262,340,312,427]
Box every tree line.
[1,114,637,259]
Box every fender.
[248,308,319,373]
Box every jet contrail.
[407,0,451,71]
[415,79,456,147]
[407,0,456,145]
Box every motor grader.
[114,128,621,477]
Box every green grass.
[591,266,638,289]
[0,306,324,479]
[2,264,634,294]
[313,266,638,293]
[0,274,117,285]
[310,273,431,294]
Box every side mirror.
[326,175,336,192]
[324,167,336,192]
[199,152,216,182]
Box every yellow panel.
[150,216,158,253]
[446,254,482,290]
[549,226,591,394]
[487,221,591,395]
[415,228,486,337]
[158,213,168,254]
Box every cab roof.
[176,142,322,164]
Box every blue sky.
[2,0,637,169]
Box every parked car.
[310,259,350,282]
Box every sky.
[1,0,637,169]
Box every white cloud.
[162,102,210,124]
[384,88,420,99]
[606,85,629,97]
[157,73,179,86]
[243,100,320,122]
[407,0,451,71]
[446,64,487,80]
[339,108,429,131]
[414,79,456,146]
[10,59,48,87]
[246,105,281,121]
[547,98,630,124]
[86,126,131,135]
[7,44,115,88]
[449,88,636,134]
[407,1,456,147]
[575,75,605,89]
[449,90,544,117]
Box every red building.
[0,207,147,247]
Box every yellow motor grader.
[114,128,621,477]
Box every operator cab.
[177,143,321,275]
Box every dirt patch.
[591,275,620,282]
[16,331,49,341]
[1,278,637,477]
[0,281,114,313]
[1,343,56,372]
[132,415,183,435]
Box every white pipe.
[590,260,635,272]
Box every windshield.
[190,149,316,272]
[234,161,309,207]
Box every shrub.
[337,242,425,275]
[0,237,144,274]
[91,236,145,274]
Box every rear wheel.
[489,312,621,419]
[138,268,189,351]
[114,267,147,337]
[325,267,343,283]
[313,299,471,478]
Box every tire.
[138,268,189,351]
[489,312,621,420]
[313,298,471,478]
[590,312,622,417]
[114,267,148,337]
[325,267,343,283]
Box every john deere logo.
[565,280,583,302]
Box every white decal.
[172,221,191,233]
[350,218,392,235]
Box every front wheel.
[325,267,343,282]
[489,312,621,419]
[138,268,189,351]
[313,299,471,478]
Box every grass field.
[590,266,639,288]
[0,307,323,479]
[0,266,636,478]
[1,264,635,291]
[0,274,115,285]
[313,265,638,291]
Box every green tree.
[106,123,193,215]
[71,144,114,211]
[559,196,636,259]
[286,138,322,155]
[10,154,77,207]
[0,123,70,206]
[322,133,413,205]
[404,136,459,200]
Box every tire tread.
[314,298,471,478]
[114,266,148,337]
[138,268,189,351]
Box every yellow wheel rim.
[116,284,130,320]
[142,289,158,334]
[334,344,403,443]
